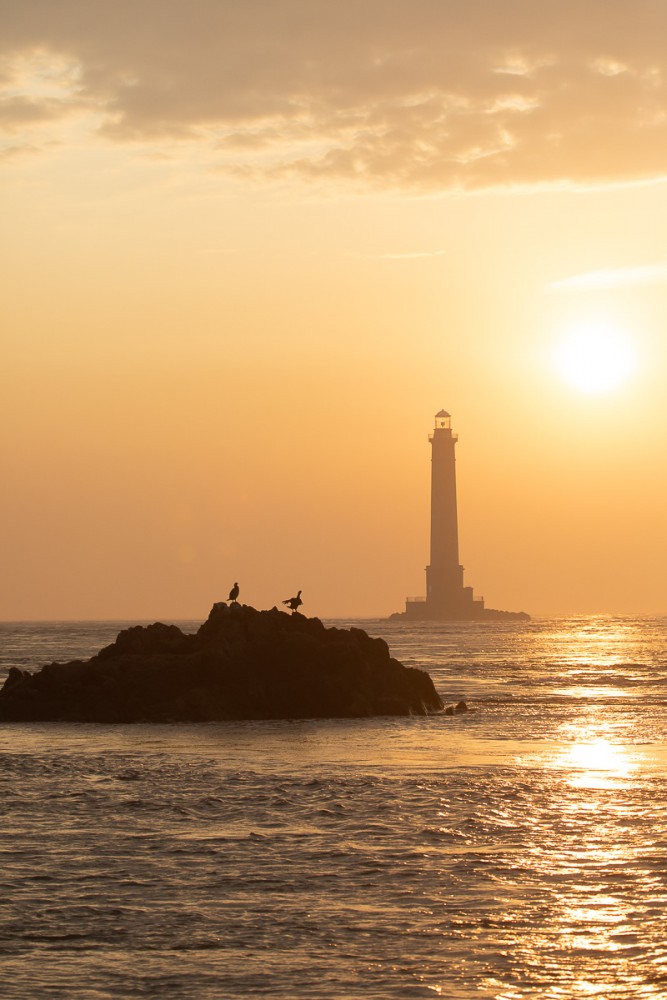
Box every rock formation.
[0,603,443,723]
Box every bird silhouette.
[283,590,303,613]
[228,582,239,603]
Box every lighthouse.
[405,410,484,620]
[394,410,529,622]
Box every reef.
[0,603,443,723]
[479,608,530,622]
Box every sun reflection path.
[534,617,659,711]
[545,617,649,669]
[479,710,667,998]
[558,736,637,790]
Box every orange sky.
[2,1,667,619]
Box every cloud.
[550,262,667,290]
[0,95,63,129]
[2,0,667,191]
[0,141,48,162]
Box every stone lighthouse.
[399,410,529,621]
[394,410,529,622]
[404,410,484,620]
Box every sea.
[1,615,667,1000]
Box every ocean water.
[1,615,667,999]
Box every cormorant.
[228,582,239,603]
[283,590,303,613]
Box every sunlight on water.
[555,685,631,699]
[544,618,646,667]
[558,736,636,788]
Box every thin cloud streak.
[549,262,667,291]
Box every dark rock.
[481,608,530,622]
[0,604,443,723]
[444,700,470,715]
[4,667,25,691]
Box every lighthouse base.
[403,595,484,621]
[389,596,530,622]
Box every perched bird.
[283,590,303,613]
[228,582,240,603]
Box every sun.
[552,319,638,394]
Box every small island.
[0,603,443,723]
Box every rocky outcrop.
[0,604,443,723]
[443,700,470,715]
[481,608,530,622]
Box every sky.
[2,0,667,620]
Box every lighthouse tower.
[405,410,484,620]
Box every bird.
[283,590,303,613]
[228,582,239,603]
